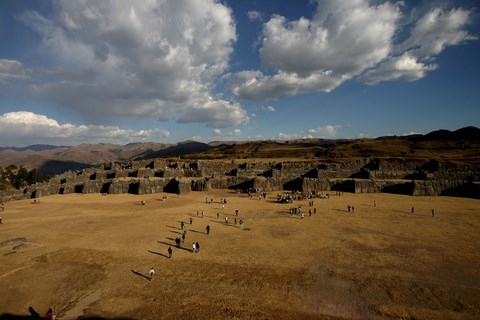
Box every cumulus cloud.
[0,59,28,81]
[358,53,438,84]
[229,0,477,100]
[396,7,477,60]
[15,0,248,128]
[0,111,169,146]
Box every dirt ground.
[0,190,479,320]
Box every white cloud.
[307,125,341,137]
[276,124,341,141]
[230,0,400,99]
[277,132,302,140]
[229,1,477,100]
[361,7,477,84]
[0,111,169,146]
[230,129,241,136]
[213,129,221,136]
[0,59,28,81]
[15,0,248,128]
[260,105,276,112]
[396,8,477,60]
[247,10,263,22]
[358,53,437,84]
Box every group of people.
[150,213,215,281]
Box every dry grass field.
[1,190,479,319]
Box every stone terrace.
[1,158,479,202]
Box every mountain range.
[1,126,479,176]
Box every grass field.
[1,190,479,319]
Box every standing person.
[189,217,193,225]
[182,232,186,243]
[411,207,415,214]
[149,267,155,281]
[373,200,377,207]
[202,210,205,218]
[181,221,184,229]
[431,209,435,217]
[196,242,200,253]
[206,225,210,235]
[192,242,196,253]
[235,209,238,216]
[168,246,173,258]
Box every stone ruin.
[1,158,479,202]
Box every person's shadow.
[28,307,40,318]
[147,250,169,258]
[130,270,151,281]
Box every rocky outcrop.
[1,158,479,201]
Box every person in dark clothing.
[206,225,210,235]
[168,246,173,258]
[195,242,200,253]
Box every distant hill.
[0,126,478,175]
[418,126,480,141]
[0,142,171,175]
[136,141,213,159]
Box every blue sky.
[0,0,478,147]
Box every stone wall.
[1,158,479,202]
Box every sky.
[0,0,479,147]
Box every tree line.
[0,165,50,191]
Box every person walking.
[149,267,155,281]
[206,225,210,235]
[168,246,172,258]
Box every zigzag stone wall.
[1,158,479,202]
